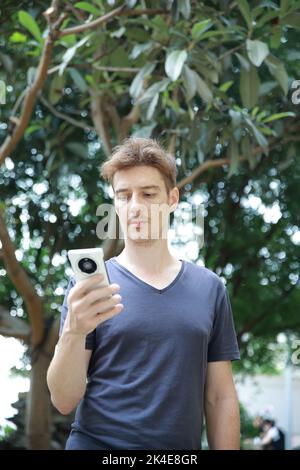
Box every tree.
[0,0,299,448]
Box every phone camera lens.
[78,257,97,274]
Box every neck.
[116,238,178,274]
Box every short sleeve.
[59,276,96,350]
[207,284,240,362]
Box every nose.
[129,192,142,214]
[128,192,147,219]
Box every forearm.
[47,330,88,414]
[204,395,240,450]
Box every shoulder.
[270,427,280,440]
[185,260,226,292]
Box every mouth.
[128,220,148,225]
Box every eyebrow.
[115,185,161,195]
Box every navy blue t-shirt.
[59,257,240,450]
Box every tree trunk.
[25,319,59,449]
[26,352,52,449]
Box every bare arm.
[47,274,123,415]
[204,361,240,450]
[47,329,92,415]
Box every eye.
[117,195,128,201]
[144,193,155,198]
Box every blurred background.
[0,0,299,450]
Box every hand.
[65,274,123,336]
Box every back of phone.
[67,248,110,286]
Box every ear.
[168,187,179,213]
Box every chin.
[127,234,156,244]
[129,234,151,242]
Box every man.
[47,137,240,450]
[260,419,285,450]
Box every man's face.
[113,165,179,242]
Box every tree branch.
[60,4,126,37]
[0,211,44,346]
[119,103,140,142]
[177,133,300,191]
[0,0,61,167]
[0,305,31,342]
[0,2,145,166]
[60,6,169,37]
[92,65,139,73]
[177,157,243,190]
[39,95,94,132]
[167,134,177,155]
[237,282,299,343]
[90,91,112,156]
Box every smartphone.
[67,248,110,286]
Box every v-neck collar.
[109,256,186,294]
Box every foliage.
[0,0,300,448]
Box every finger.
[89,294,122,316]
[80,283,120,307]
[95,304,124,325]
[73,274,105,297]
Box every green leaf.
[178,0,191,19]
[68,68,88,93]
[191,20,213,40]
[228,138,240,176]
[59,35,90,76]
[110,26,126,38]
[270,25,282,49]
[229,109,242,128]
[256,10,281,28]
[129,42,153,60]
[165,50,188,82]
[262,112,295,124]
[199,29,230,40]
[18,11,43,44]
[66,142,88,159]
[74,2,101,15]
[196,64,218,84]
[0,52,13,73]
[244,117,268,154]
[237,0,253,29]
[27,67,37,85]
[265,55,289,95]
[239,64,260,108]
[259,81,277,96]
[282,13,300,30]
[9,32,27,43]
[146,93,159,120]
[246,39,269,67]
[132,123,156,138]
[235,52,250,71]
[49,73,66,105]
[219,80,234,92]
[59,34,77,47]
[241,135,256,169]
[129,63,156,99]
[259,125,276,136]
[25,124,42,137]
[183,66,213,103]
[182,65,197,100]
[280,0,291,17]
[138,78,170,104]
[125,0,138,7]
[194,72,213,103]
[256,110,267,122]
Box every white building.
[236,367,300,449]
